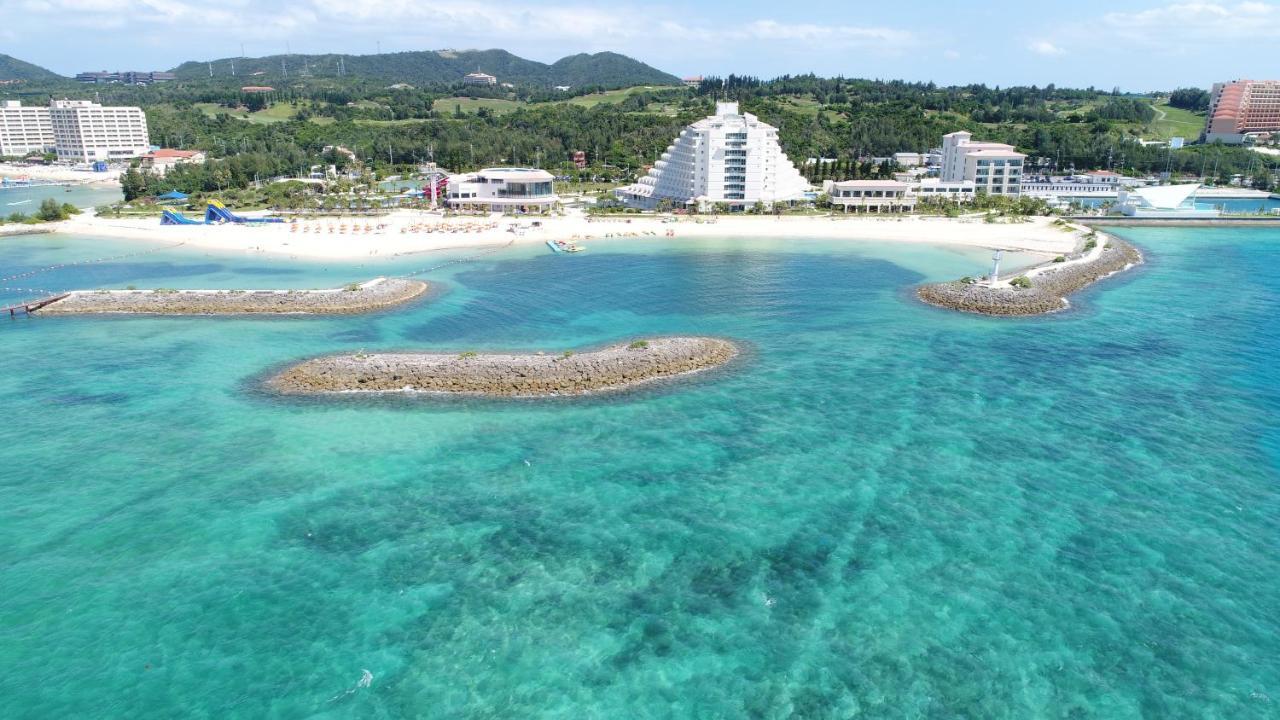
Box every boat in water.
[546,238,585,254]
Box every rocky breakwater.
[36,277,427,315]
[917,235,1142,316]
[0,225,55,237]
[268,337,741,397]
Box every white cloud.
[1028,40,1065,56]
[736,20,914,48]
[1101,1,1280,42]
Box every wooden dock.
[3,293,69,317]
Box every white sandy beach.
[50,209,1083,260]
[0,162,122,184]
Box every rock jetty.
[0,225,56,237]
[268,337,740,397]
[35,277,427,315]
[917,235,1142,316]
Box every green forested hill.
[170,49,680,88]
[0,54,63,82]
[548,52,680,87]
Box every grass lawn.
[780,96,823,115]
[1146,102,1204,141]
[431,97,526,116]
[561,86,683,108]
[773,95,845,122]
[351,118,432,126]
[193,102,303,124]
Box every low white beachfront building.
[913,179,977,203]
[615,101,811,211]
[446,167,558,213]
[825,179,916,212]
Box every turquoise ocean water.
[0,182,122,212]
[0,227,1277,718]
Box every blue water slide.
[161,209,204,225]
[204,202,284,223]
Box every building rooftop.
[456,167,555,182]
[145,149,202,159]
[966,149,1026,157]
[831,179,911,188]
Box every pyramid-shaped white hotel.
[615,102,812,210]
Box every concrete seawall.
[1070,217,1280,227]
[268,337,740,397]
[36,277,428,315]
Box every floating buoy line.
[399,238,515,279]
[0,242,187,286]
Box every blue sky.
[3,0,1277,90]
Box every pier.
[3,294,69,317]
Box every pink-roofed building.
[940,131,1026,196]
[1206,80,1280,144]
[139,148,206,176]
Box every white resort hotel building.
[445,167,558,213]
[941,131,1025,196]
[0,99,149,162]
[615,102,811,211]
[0,100,55,157]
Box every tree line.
[49,71,1272,201]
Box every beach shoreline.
[45,209,1082,260]
[0,162,123,185]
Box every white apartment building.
[48,100,150,162]
[446,167,558,213]
[0,100,55,157]
[940,131,1025,196]
[616,102,811,211]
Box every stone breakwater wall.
[917,237,1142,316]
[36,277,427,315]
[268,337,740,397]
[0,225,55,237]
